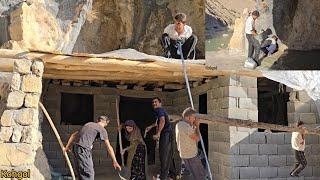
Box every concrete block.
[288,113,300,123]
[227,86,248,98]
[220,97,237,109]
[277,166,292,177]
[269,155,287,167]
[239,167,260,179]
[230,155,249,167]
[287,102,311,113]
[230,131,250,145]
[239,144,259,155]
[285,133,292,144]
[300,113,317,124]
[266,133,285,144]
[229,144,240,155]
[313,166,320,176]
[286,155,296,166]
[247,88,257,98]
[249,155,268,167]
[239,98,258,110]
[278,144,293,155]
[300,166,313,177]
[250,132,266,144]
[228,108,248,120]
[239,76,257,88]
[297,91,311,102]
[311,144,320,154]
[259,144,277,155]
[247,110,258,121]
[310,102,318,113]
[259,167,278,178]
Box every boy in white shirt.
[290,120,308,177]
[245,10,261,65]
[161,13,198,59]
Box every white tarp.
[74,48,205,64]
[262,71,320,118]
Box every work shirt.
[291,131,305,151]
[164,24,192,42]
[175,120,198,159]
[154,107,172,133]
[75,122,108,149]
[245,16,255,34]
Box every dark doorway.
[60,93,93,125]
[115,96,156,165]
[198,93,208,156]
[258,78,289,132]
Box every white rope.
[177,42,213,180]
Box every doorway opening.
[199,93,208,156]
[258,78,289,132]
[116,96,156,165]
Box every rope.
[177,42,213,180]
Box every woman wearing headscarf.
[121,120,148,180]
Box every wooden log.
[196,114,320,135]
[39,102,76,180]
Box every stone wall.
[0,60,50,179]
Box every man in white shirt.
[175,107,206,180]
[290,120,308,177]
[160,13,198,59]
[245,10,261,65]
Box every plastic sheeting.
[262,71,320,118]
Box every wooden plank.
[196,114,320,135]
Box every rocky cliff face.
[274,0,320,50]
[72,0,204,57]
[0,0,205,58]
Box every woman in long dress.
[121,120,148,180]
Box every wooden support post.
[39,102,76,180]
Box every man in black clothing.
[145,97,176,180]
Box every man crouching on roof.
[160,12,198,60]
[64,115,121,180]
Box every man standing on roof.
[245,10,261,66]
[160,12,198,60]
[64,115,121,180]
[145,97,177,180]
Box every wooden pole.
[196,114,320,135]
[116,97,125,165]
[38,102,76,180]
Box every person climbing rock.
[175,107,206,180]
[64,115,121,180]
[244,10,261,68]
[160,13,198,60]
[261,35,278,56]
[290,120,308,177]
[145,97,177,180]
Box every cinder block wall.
[42,84,171,175]
[287,89,319,125]
[206,75,258,180]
